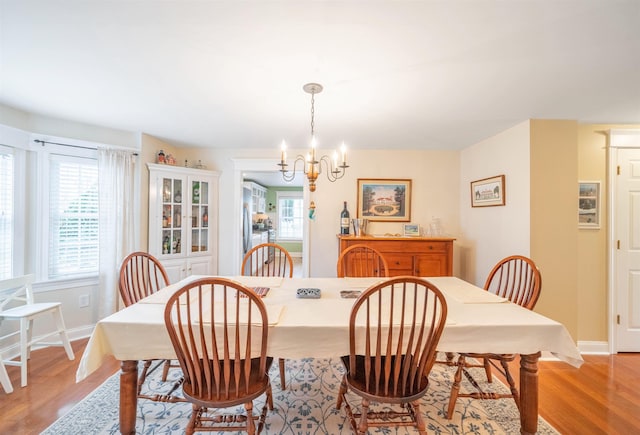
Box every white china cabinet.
[147,163,219,283]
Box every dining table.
[76,275,583,435]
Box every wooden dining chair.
[119,251,182,399]
[241,242,293,390]
[242,242,294,278]
[337,244,389,278]
[336,277,448,434]
[446,255,542,419]
[0,274,75,391]
[164,277,274,435]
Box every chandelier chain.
[310,91,315,136]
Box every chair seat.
[1,302,63,318]
[183,357,274,408]
[341,355,430,402]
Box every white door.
[615,147,640,351]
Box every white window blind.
[48,155,99,279]
[277,193,303,240]
[0,148,14,279]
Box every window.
[47,154,99,279]
[0,146,14,279]
[277,192,303,240]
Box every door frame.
[231,158,310,277]
[607,129,640,353]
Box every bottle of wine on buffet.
[340,201,350,235]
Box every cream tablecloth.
[76,276,583,382]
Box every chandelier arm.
[279,155,309,182]
[319,155,347,182]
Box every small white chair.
[0,274,75,389]
[0,358,12,393]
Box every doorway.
[608,130,640,352]
[233,159,309,277]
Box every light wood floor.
[1,340,639,435]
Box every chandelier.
[278,83,349,192]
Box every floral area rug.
[43,357,558,434]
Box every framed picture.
[357,178,411,222]
[578,181,600,229]
[470,175,506,207]
[403,224,420,237]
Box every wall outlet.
[79,294,90,308]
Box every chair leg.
[483,357,493,382]
[447,354,465,419]
[53,307,74,360]
[186,405,199,435]
[19,317,29,387]
[161,359,171,382]
[138,360,153,395]
[336,375,347,410]
[245,401,256,435]
[500,359,520,410]
[266,380,274,410]
[410,400,426,434]
[358,398,370,435]
[278,358,286,390]
[0,360,13,394]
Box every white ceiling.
[1,1,639,153]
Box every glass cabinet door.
[191,179,209,253]
[161,177,182,255]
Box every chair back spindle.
[484,255,542,309]
[242,243,293,278]
[337,244,389,278]
[119,251,170,306]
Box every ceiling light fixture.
[278,83,349,192]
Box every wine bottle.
[340,201,350,235]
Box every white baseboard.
[539,341,608,363]
[577,340,609,354]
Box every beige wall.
[530,120,579,339]
[459,121,531,286]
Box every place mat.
[178,302,283,326]
[238,287,270,298]
[231,275,284,288]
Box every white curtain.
[97,148,137,319]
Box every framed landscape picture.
[403,224,420,237]
[357,178,411,222]
[578,181,600,229]
[470,175,505,207]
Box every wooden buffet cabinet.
[337,235,455,277]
